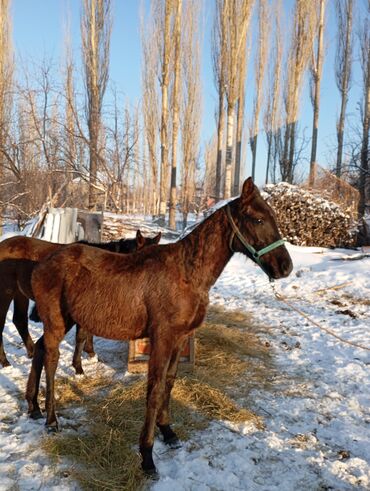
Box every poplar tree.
[81,0,112,210]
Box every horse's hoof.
[165,436,182,449]
[158,424,181,448]
[73,365,84,375]
[29,409,43,420]
[86,351,96,358]
[1,360,11,368]
[142,466,159,479]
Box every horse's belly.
[74,306,148,341]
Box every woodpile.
[102,213,178,242]
[262,183,358,248]
[102,214,134,241]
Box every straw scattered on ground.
[42,306,274,490]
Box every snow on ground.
[0,242,369,490]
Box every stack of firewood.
[102,214,132,241]
[262,183,358,248]
[102,213,177,242]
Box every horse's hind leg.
[72,325,87,375]
[0,292,13,367]
[26,335,45,419]
[29,303,41,322]
[156,339,187,448]
[140,334,173,475]
[13,292,34,358]
[83,332,95,357]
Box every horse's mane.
[77,238,134,253]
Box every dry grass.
[43,305,272,490]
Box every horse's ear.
[136,230,145,248]
[154,232,161,244]
[241,177,255,201]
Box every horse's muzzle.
[263,252,293,279]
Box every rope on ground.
[271,283,370,352]
[313,281,353,294]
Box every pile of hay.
[263,182,358,248]
[43,306,271,490]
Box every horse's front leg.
[140,335,172,476]
[72,325,87,374]
[156,337,188,448]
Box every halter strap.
[225,205,285,271]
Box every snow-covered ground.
[0,242,369,490]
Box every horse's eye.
[255,218,263,225]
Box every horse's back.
[0,236,60,262]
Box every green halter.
[226,205,285,272]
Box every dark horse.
[0,230,161,370]
[26,178,292,475]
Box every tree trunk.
[251,134,258,181]
[159,0,172,224]
[224,102,235,199]
[169,0,182,230]
[215,89,225,199]
[309,0,325,187]
[88,102,99,210]
[359,50,370,217]
[233,87,244,195]
[288,120,296,183]
[265,131,272,184]
[281,123,291,182]
[335,0,353,178]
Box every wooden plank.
[77,211,103,242]
[128,334,195,373]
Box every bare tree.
[158,0,172,222]
[280,0,316,183]
[0,0,13,232]
[63,27,77,191]
[358,0,370,216]
[249,0,269,182]
[203,135,218,204]
[232,22,249,195]
[81,0,112,210]
[181,0,202,227]
[212,0,228,199]
[263,0,283,185]
[335,0,353,178]
[141,2,161,215]
[308,0,326,186]
[223,0,254,198]
[169,0,182,230]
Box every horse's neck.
[181,206,233,290]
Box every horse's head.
[136,230,161,250]
[227,177,293,279]
[115,230,161,254]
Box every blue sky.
[11,0,366,187]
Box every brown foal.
[0,230,160,369]
[26,178,293,475]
